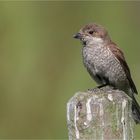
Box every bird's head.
[73,23,111,46]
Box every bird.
[73,23,140,124]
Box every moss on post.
[67,86,134,140]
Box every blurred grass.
[0,1,139,139]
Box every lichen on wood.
[67,86,134,140]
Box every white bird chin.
[92,37,103,43]
[82,36,104,46]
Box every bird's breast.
[82,44,111,73]
[82,44,127,85]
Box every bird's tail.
[132,97,140,124]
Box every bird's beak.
[73,33,82,39]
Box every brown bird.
[73,23,140,123]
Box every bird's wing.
[108,42,138,94]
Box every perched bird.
[73,23,140,123]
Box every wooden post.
[67,86,134,140]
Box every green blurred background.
[0,1,140,139]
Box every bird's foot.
[88,84,108,93]
[88,84,116,93]
[97,84,108,89]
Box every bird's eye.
[89,30,94,35]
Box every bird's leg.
[97,84,108,89]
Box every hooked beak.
[73,32,82,39]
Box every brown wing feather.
[108,42,138,94]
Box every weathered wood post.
[67,86,134,140]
